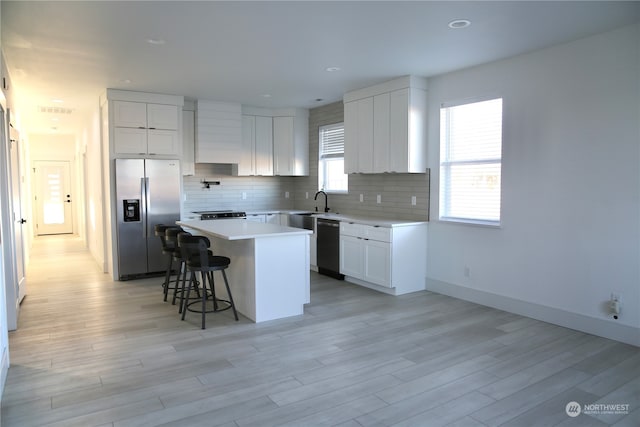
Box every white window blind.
[439,98,503,225]
[319,123,348,193]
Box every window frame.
[318,122,348,194]
[439,97,504,227]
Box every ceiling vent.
[37,105,74,115]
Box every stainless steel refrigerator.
[115,159,180,280]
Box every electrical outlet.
[305,192,309,199]
[411,196,417,206]
[359,194,364,202]
[376,194,382,204]
[242,192,247,200]
[285,191,290,199]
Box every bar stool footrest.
[184,298,233,314]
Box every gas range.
[193,210,247,220]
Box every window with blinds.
[439,98,503,225]
[319,122,348,193]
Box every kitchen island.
[176,219,312,322]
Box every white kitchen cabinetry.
[182,108,195,175]
[343,76,427,174]
[113,100,180,156]
[265,213,280,224]
[340,222,391,287]
[339,220,427,295]
[343,98,374,173]
[237,115,273,176]
[246,214,266,223]
[196,100,242,164]
[273,109,309,176]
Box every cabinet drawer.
[363,225,391,242]
[340,222,363,238]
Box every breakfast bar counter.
[177,219,312,322]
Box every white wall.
[83,109,106,270]
[426,24,640,345]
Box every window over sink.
[318,122,348,193]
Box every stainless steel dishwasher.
[316,218,344,279]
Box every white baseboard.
[426,278,640,347]
[0,346,9,408]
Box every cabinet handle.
[138,126,146,129]
[148,127,156,130]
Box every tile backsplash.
[182,164,295,216]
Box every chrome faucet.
[314,190,330,213]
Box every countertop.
[245,209,427,227]
[177,219,312,241]
[311,213,427,228]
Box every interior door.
[34,160,73,235]
[9,126,27,302]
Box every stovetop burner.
[193,210,246,220]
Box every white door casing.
[9,126,27,303]
[34,160,73,235]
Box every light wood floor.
[1,235,638,426]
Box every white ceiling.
[2,1,639,137]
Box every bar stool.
[155,224,179,301]
[178,234,239,329]
[172,230,202,311]
[162,226,184,302]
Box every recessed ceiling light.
[262,94,272,98]
[146,38,166,45]
[121,79,132,84]
[325,67,341,72]
[448,19,471,29]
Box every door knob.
[19,218,27,224]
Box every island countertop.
[177,219,312,241]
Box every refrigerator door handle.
[141,177,149,238]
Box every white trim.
[426,278,640,347]
[343,75,428,103]
[0,346,8,401]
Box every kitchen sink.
[288,213,315,230]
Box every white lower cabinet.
[363,239,391,286]
[340,223,391,287]
[265,213,280,224]
[339,221,427,295]
[339,235,364,278]
[246,214,266,223]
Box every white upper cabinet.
[255,116,274,175]
[111,97,182,157]
[273,116,294,175]
[344,97,374,173]
[343,76,427,174]
[237,115,273,176]
[195,100,242,164]
[182,109,195,175]
[273,109,308,176]
[113,101,147,128]
[147,104,179,130]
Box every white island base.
[177,220,311,323]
